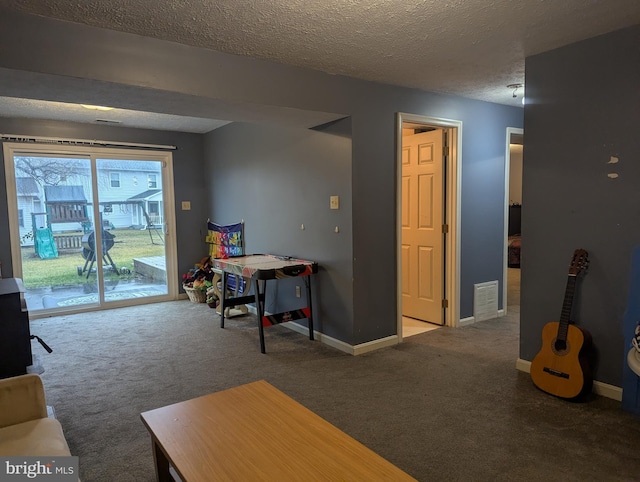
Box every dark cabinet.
[0,278,33,378]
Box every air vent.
[473,280,499,322]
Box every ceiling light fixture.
[81,104,114,111]
[507,83,524,99]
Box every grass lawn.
[21,228,165,288]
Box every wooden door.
[401,129,445,324]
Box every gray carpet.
[29,297,640,481]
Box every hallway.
[403,267,520,338]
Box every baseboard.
[278,317,401,356]
[281,321,353,354]
[515,358,623,401]
[353,335,399,355]
[515,358,531,373]
[459,316,475,327]
[458,309,505,327]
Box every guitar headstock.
[569,249,589,276]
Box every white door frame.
[396,113,462,341]
[502,127,524,316]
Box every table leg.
[220,272,227,328]
[305,276,314,340]
[254,279,266,353]
[151,439,172,482]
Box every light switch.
[330,195,339,210]
[181,201,191,210]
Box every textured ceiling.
[1,0,639,131]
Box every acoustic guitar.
[530,249,593,400]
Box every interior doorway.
[504,128,523,314]
[396,113,461,340]
[401,127,445,326]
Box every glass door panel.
[11,154,100,310]
[95,158,168,303]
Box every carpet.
[29,300,640,481]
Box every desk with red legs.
[211,254,318,353]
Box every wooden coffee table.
[140,380,417,481]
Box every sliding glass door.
[4,143,177,315]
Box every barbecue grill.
[77,230,120,278]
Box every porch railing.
[54,234,83,250]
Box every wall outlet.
[295,286,301,298]
[181,201,191,210]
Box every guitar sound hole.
[552,338,569,355]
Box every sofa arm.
[0,374,48,429]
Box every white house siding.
[15,160,163,233]
[17,196,36,244]
[97,161,162,229]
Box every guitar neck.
[557,274,577,341]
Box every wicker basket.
[183,284,207,303]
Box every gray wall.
[204,120,353,341]
[522,25,640,386]
[0,118,206,287]
[0,10,523,347]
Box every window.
[148,174,157,189]
[110,172,120,188]
[147,201,161,225]
[18,209,24,227]
[148,201,160,216]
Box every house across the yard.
[15,160,164,248]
